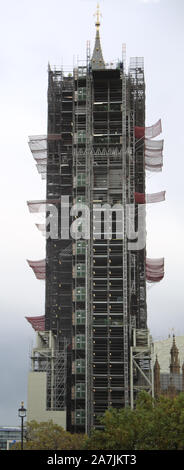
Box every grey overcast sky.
[0,0,183,425]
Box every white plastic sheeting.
[135,120,164,172]
[36,163,47,180]
[26,315,45,331]
[27,259,46,280]
[145,151,163,172]
[28,134,62,179]
[145,155,163,166]
[145,149,163,158]
[135,191,166,204]
[146,191,166,203]
[135,119,162,139]
[27,200,60,213]
[145,119,162,139]
[145,162,163,172]
[28,135,47,179]
[36,223,46,236]
[146,257,164,282]
[28,135,47,159]
[145,139,164,151]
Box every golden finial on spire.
[94,3,102,31]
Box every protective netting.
[134,191,166,204]
[145,139,164,151]
[145,149,163,157]
[27,199,60,213]
[145,162,163,172]
[29,134,61,155]
[28,135,47,159]
[28,134,58,179]
[28,118,62,183]
[36,223,46,236]
[34,157,47,165]
[135,119,162,139]
[134,120,164,172]
[145,155,163,165]
[27,201,44,213]
[26,315,45,331]
[27,259,46,280]
[145,141,163,171]
[145,119,162,139]
[36,163,47,180]
[145,151,163,172]
[28,135,47,179]
[146,257,164,282]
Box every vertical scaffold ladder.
[85,40,93,435]
[72,64,78,425]
[122,45,129,407]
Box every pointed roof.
[91,3,105,70]
[170,335,180,374]
[170,334,179,357]
[154,355,160,370]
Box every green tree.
[12,420,86,450]
[84,391,184,450]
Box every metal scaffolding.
[26,9,166,435]
[130,329,154,408]
[30,331,67,411]
[121,45,129,408]
[70,42,148,430]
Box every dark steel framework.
[45,48,151,432]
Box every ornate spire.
[170,335,180,375]
[95,2,101,31]
[154,354,160,370]
[91,3,105,70]
[154,355,161,397]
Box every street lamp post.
[18,401,26,450]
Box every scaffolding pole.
[121,45,129,408]
[85,41,93,434]
[30,331,67,411]
[130,329,154,408]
